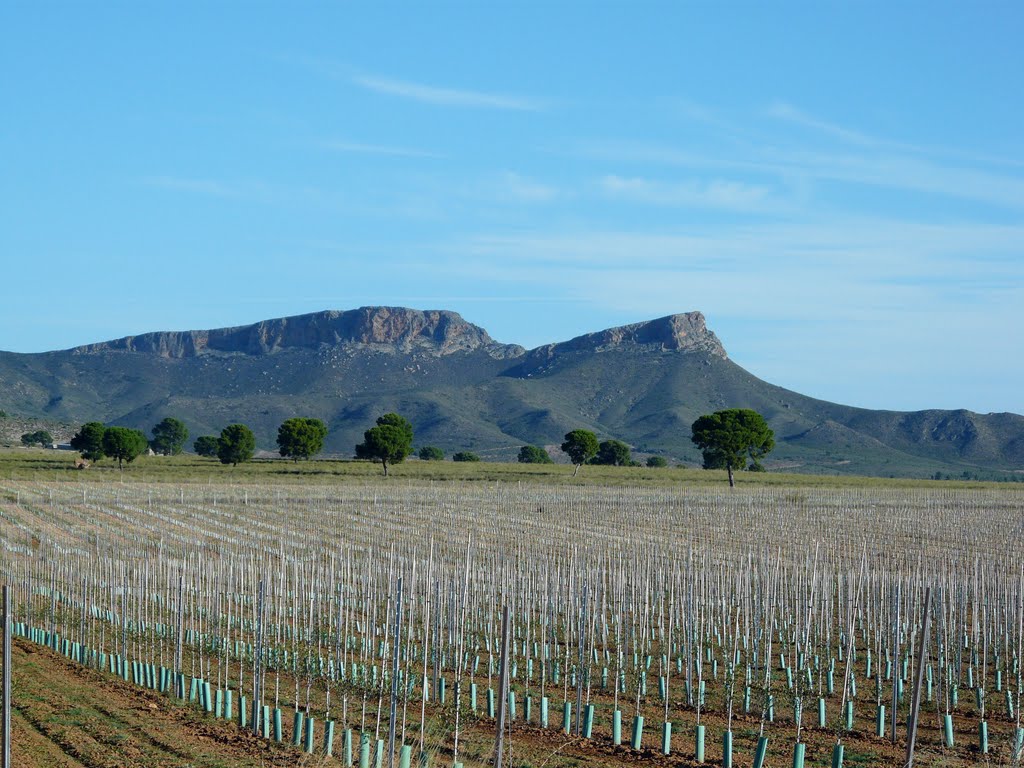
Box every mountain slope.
[1,307,1021,478]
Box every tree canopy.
[593,439,632,466]
[217,424,256,466]
[691,408,775,487]
[102,426,149,469]
[452,451,480,462]
[276,417,327,461]
[517,445,553,464]
[70,422,107,462]
[193,435,220,457]
[355,413,414,476]
[561,429,599,476]
[418,446,445,461]
[20,430,53,447]
[646,455,669,468]
[150,417,189,456]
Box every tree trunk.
[727,462,734,488]
[382,460,389,477]
[573,463,580,477]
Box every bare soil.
[8,634,1017,768]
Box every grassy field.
[0,446,1015,490]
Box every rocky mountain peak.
[70,307,526,359]
[541,312,727,357]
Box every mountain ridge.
[1,307,1021,479]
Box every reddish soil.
[4,636,1021,768]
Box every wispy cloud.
[319,139,443,159]
[352,74,541,111]
[766,101,877,146]
[599,175,774,210]
[579,137,1024,212]
[441,216,1024,295]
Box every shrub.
[517,445,553,464]
[193,435,220,457]
[21,430,53,448]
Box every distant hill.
[1,306,1021,478]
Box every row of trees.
[69,423,150,469]
[556,408,774,485]
[518,437,670,469]
[68,407,774,483]
[194,418,329,465]
[70,416,328,469]
[418,446,482,462]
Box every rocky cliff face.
[520,312,727,364]
[70,307,526,360]
[498,312,727,380]
[555,312,727,356]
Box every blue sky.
[3,2,1023,415]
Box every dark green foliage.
[70,422,107,462]
[452,451,480,462]
[193,435,220,457]
[150,417,189,456]
[561,429,599,476]
[646,455,669,468]
[20,430,53,447]
[418,446,445,461]
[101,426,149,469]
[593,439,632,466]
[217,424,256,466]
[276,417,328,461]
[691,408,775,486]
[517,445,553,464]
[355,413,414,476]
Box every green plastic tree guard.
[753,735,769,768]
[792,741,806,768]
[631,715,644,749]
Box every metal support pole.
[388,577,402,768]
[905,587,932,768]
[3,584,12,768]
[891,582,901,744]
[174,573,184,676]
[575,582,587,736]
[494,605,511,768]
[252,579,266,735]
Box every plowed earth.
[6,637,329,768]
[4,636,1021,768]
